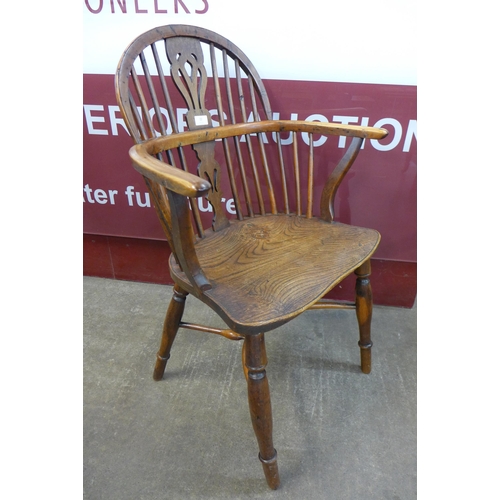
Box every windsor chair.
[115,24,388,490]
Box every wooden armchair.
[115,25,388,490]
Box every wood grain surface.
[171,214,380,333]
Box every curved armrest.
[129,143,213,294]
[131,119,388,217]
[130,143,211,198]
[129,119,387,293]
[136,120,387,154]
[274,120,388,140]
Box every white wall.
[83,0,417,85]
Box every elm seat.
[115,24,388,491]
[171,215,380,333]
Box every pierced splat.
[166,36,229,231]
[193,141,230,231]
[166,37,212,130]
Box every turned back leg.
[153,284,188,381]
[243,333,280,490]
[355,260,373,374]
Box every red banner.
[83,74,416,262]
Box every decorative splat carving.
[193,141,230,231]
[166,36,229,231]
[166,37,212,130]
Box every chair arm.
[273,120,388,140]
[131,119,388,219]
[135,120,387,153]
[129,143,211,198]
[129,141,213,294]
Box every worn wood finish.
[244,333,280,490]
[153,284,188,381]
[169,215,380,334]
[178,322,244,341]
[115,24,389,490]
[355,260,374,374]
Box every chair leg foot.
[358,340,373,375]
[355,260,373,375]
[243,333,281,490]
[259,449,280,490]
[153,354,169,381]
[153,284,188,381]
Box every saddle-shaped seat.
[171,215,380,333]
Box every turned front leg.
[153,284,188,381]
[355,260,373,374]
[243,333,280,490]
